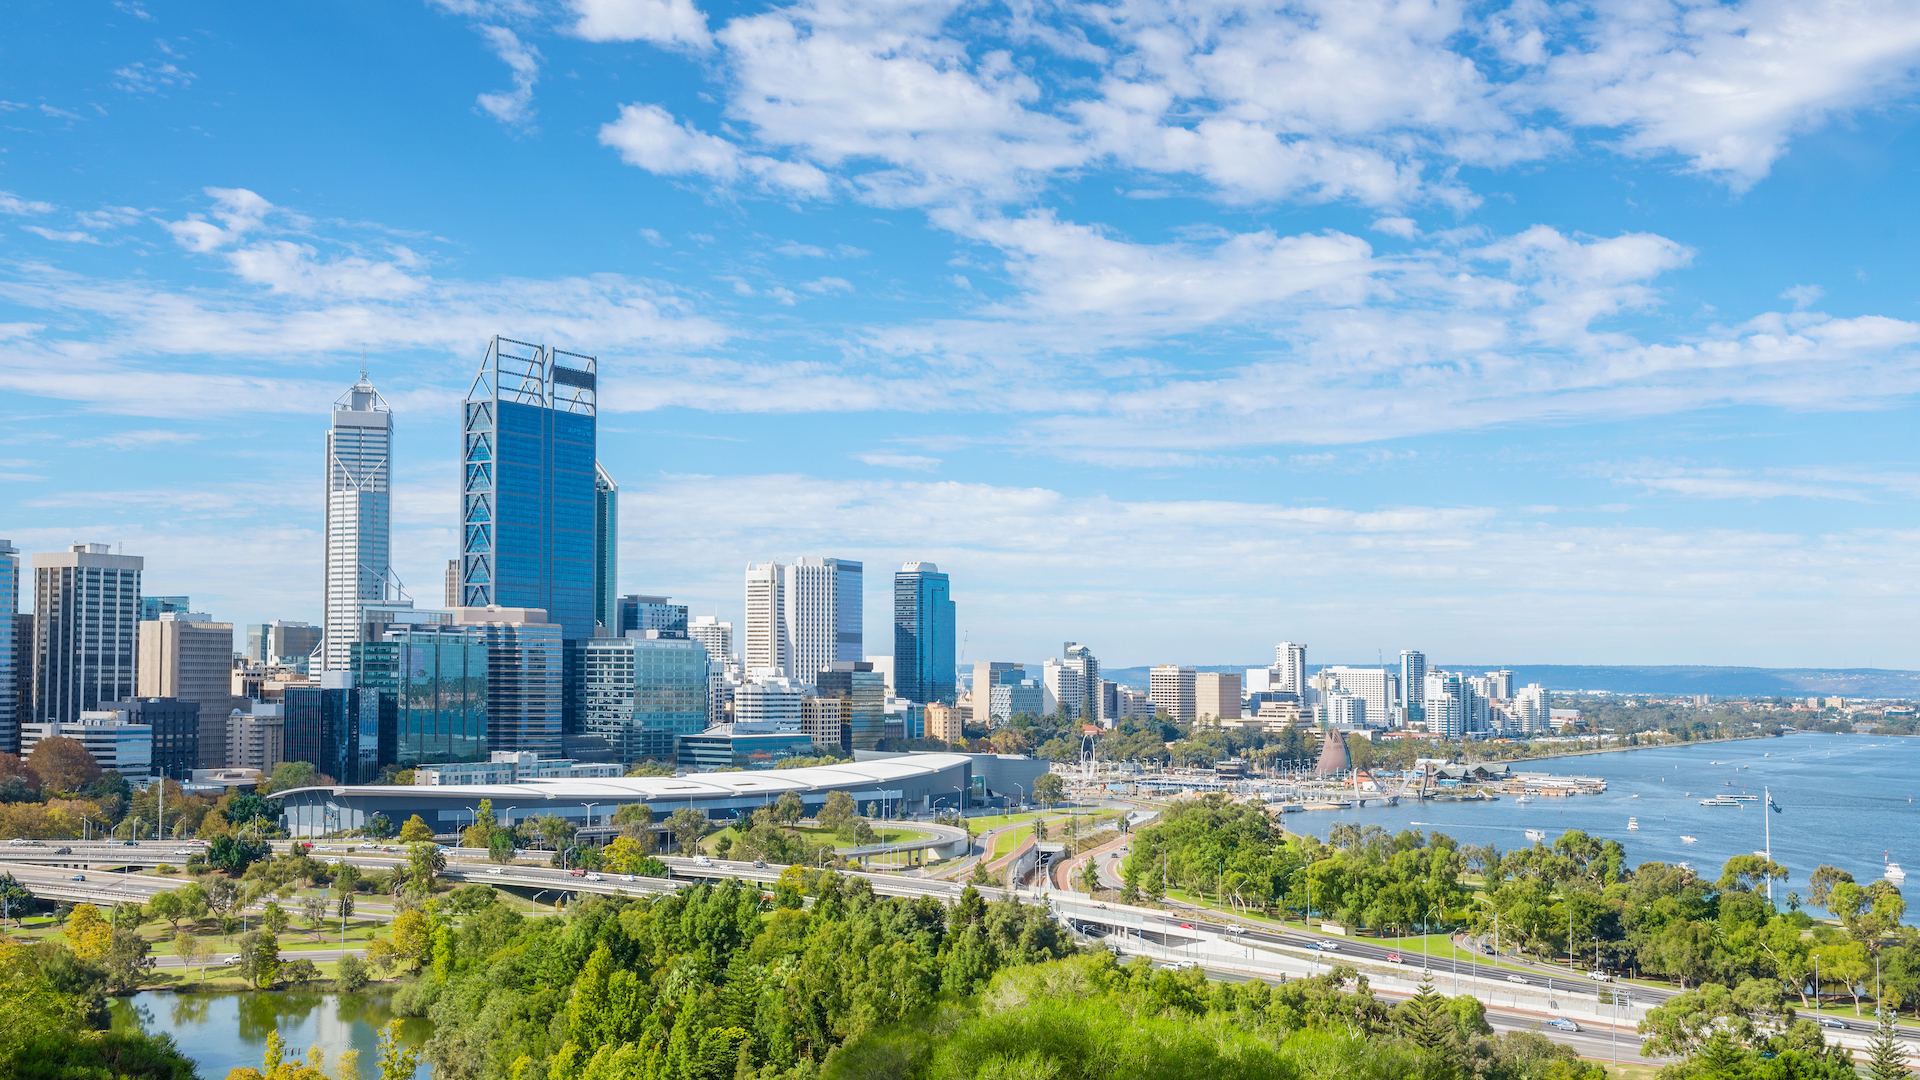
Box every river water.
[1284,731,1918,915]
[110,991,432,1080]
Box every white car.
[585,873,604,881]
[692,855,713,867]
[173,849,192,856]
[7,838,27,845]
[1225,924,1247,935]
[1547,1018,1579,1032]
[1587,971,1612,982]
[620,874,636,882]
[1315,941,1340,951]
[1507,974,1528,985]
[485,867,505,875]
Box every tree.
[377,1019,422,1080]
[772,791,804,826]
[301,894,328,932]
[1808,865,1855,909]
[102,926,154,991]
[282,957,321,986]
[816,791,858,835]
[406,842,447,894]
[667,808,707,854]
[487,827,518,864]
[267,761,319,792]
[336,954,371,992]
[614,802,657,840]
[1031,817,1048,844]
[262,900,290,936]
[462,799,495,847]
[362,813,395,839]
[398,814,435,843]
[26,737,100,793]
[1078,855,1102,894]
[0,872,30,926]
[144,890,186,937]
[1718,854,1789,893]
[1033,772,1066,808]
[174,931,211,982]
[334,887,355,931]
[605,836,666,876]
[64,903,113,963]
[208,834,270,874]
[237,929,281,989]
[225,792,273,829]
[536,814,577,852]
[388,909,431,973]
[1866,1016,1910,1080]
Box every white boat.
[1515,795,1533,805]
[1627,817,1639,831]
[1525,829,1546,843]
[1680,835,1698,844]
[1724,794,1758,802]
[1887,856,1906,883]
[1676,861,1694,873]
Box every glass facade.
[354,627,489,768]
[580,636,709,764]
[0,542,15,754]
[479,619,563,757]
[817,661,885,750]
[892,563,955,704]
[594,464,617,632]
[618,595,688,637]
[283,687,381,785]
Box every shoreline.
[1499,732,1773,767]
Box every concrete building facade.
[33,543,143,726]
[1149,665,1196,723]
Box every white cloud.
[854,451,940,470]
[0,192,55,216]
[568,0,712,49]
[475,25,541,129]
[111,59,195,94]
[800,276,852,294]
[598,103,832,196]
[1782,284,1825,309]
[21,226,101,244]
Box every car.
[7,837,26,845]
[70,873,86,881]
[485,867,505,875]
[1813,1016,1846,1030]
[173,849,192,856]
[753,860,767,869]
[1385,952,1402,964]
[1507,974,1529,985]
[1226,924,1247,935]
[1318,941,1341,951]
[221,955,242,965]
[568,869,585,877]
[585,872,604,881]
[122,839,138,847]
[1171,960,1198,970]
[1178,923,1194,930]
[54,846,72,854]
[620,874,636,882]
[1547,1018,1579,1032]
[1587,971,1612,982]
[692,855,713,867]
[1482,945,1496,955]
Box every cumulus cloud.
[475,25,541,129]
[598,103,832,196]
[568,0,712,49]
[0,192,56,215]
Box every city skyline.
[3,4,1919,668]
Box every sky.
[2,0,1919,670]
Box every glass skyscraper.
[0,540,15,753]
[284,686,382,785]
[594,463,618,632]
[817,660,885,750]
[892,562,955,705]
[459,337,600,641]
[579,635,709,764]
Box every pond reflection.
[110,991,431,1079]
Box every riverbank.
[1505,731,1772,765]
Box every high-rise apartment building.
[1326,691,1366,729]
[618,595,689,638]
[0,540,16,753]
[816,660,884,750]
[1149,665,1197,723]
[1316,666,1393,727]
[459,337,600,641]
[1196,671,1242,720]
[1513,683,1549,734]
[1486,669,1515,699]
[579,635,709,763]
[801,695,849,752]
[593,463,618,632]
[323,371,395,673]
[1423,671,1465,739]
[1400,650,1426,728]
[33,543,142,725]
[688,616,735,674]
[1274,642,1307,696]
[1046,642,1101,722]
[893,562,954,704]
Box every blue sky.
[3,0,1919,670]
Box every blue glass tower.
[892,562,955,705]
[460,337,599,641]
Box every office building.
[925,701,964,744]
[23,712,152,775]
[138,596,190,622]
[144,614,247,771]
[461,607,563,757]
[989,672,1044,724]
[676,725,817,771]
[885,697,924,742]
[734,675,804,732]
[246,621,320,667]
[786,557,861,691]
[618,595,688,638]
[1100,679,1119,724]
[99,698,200,779]
[9,614,29,747]
[33,543,142,725]
[283,681,383,785]
[578,634,710,763]
[1400,650,1426,728]
[1315,666,1393,727]
[323,371,396,673]
[459,337,600,641]
[972,662,1019,723]
[1043,642,1100,722]
[0,541,16,754]
[1149,665,1196,723]
[226,703,285,773]
[354,607,562,768]
[743,562,788,677]
[1325,691,1366,729]
[1485,669,1515,699]
[1196,671,1243,720]
[893,562,955,704]
[1274,642,1307,696]
[1116,684,1157,720]
[445,560,460,610]
[688,616,734,674]
[594,463,618,632]
[802,696,850,753]
[817,660,885,750]
[866,655,895,694]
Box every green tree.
[773,791,805,826]
[398,814,435,843]
[102,926,154,991]
[336,954,371,992]
[666,808,707,854]
[461,799,495,848]
[238,929,281,989]
[145,889,186,937]
[487,827,518,864]
[262,900,290,936]
[613,802,656,841]
[1866,1016,1911,1080]
[173,931,211,982]
[406,842,447,894]
[1032,772,1066,808]
[536,814,577,852]
[1807,864,1854,909]
[816,790,859,835]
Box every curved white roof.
[272,752,972,802]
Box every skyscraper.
[1423,670,1464,739]
[579,634,709,763]
[617,595,687,638]
[817,661,885,750]
[139,596,191,622]
[1274,642,1307,695]
[33,543,142,725]
[594,463,618,632]
[892,562,954,704]
[1400,650,1426,728]
[688,616,734,673]
[787,557,861,691]
[743,562,788,677]
[459,336,599,641]
[1149,665,1197,723]
[0,540,16,753]
[138,612,246,769]
[323,371,394,672]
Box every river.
[110,991,432,1080]
[1285,731,1918,915]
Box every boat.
[1628,817,1639,831]
[1630,793,1639,798]
[1515,795,1533,805]
[1887,855,1906,883]
[1676,861,1694,873]
[1681,835,1698,844]
[1724,794,1758,802]
[1699,797,1742,806]
[1525,829,1546,843]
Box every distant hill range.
[1099,664,1920,698]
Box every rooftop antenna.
[360,347,369,381]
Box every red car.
[1386,952,1402,964]
[568,869,585,877]
[1178,923,1193,930]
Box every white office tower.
[689,616,737,677]
[1274,642,1307,695]
[322,371,394,672]
[1061,642,1100,722]
[1486,669,1514,699]
[0,540,16,753]
[1195,671,1242,720]
[1326,691,1366,729]
[1400,650,1426,727]
[743,562,789,678]
[1318,666,1392,726]
[1514,683,1549,734]
[733,675,803,732]
[783,557,862,691]
[1149,665,1196,723]
[33,544,143,724]
[1423,671,1465,738]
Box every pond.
[110,990,433,1079]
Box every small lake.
[110,991,433,1080]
